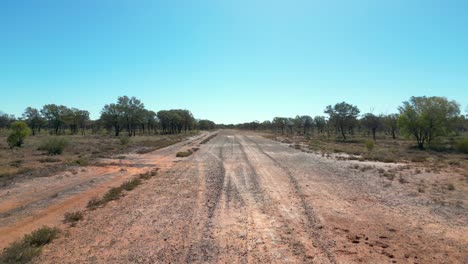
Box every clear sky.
[1,0,467,124]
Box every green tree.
[22,107,45,135]
[314,116,326,134]
[100,103,124,136]
[361,113,382,141]
[41,104,68,134]
[0,112,15,130]
[324,102,360,140]
[198,119,216,130]
[382,114,399,139]
[272,117,287,134]
[398,96,460,149]
[7,121,31,148]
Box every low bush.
[23,226,59,247]
[119,136,130,145]
[102,187,123,203]
[38,137,69,155]
[365,140,375,152]
[86,197,102,210]
[75,157,89,166]
[63,211,84,225]
[456,138,468,154]
[121,178,141,191]
[0,226,59,263]
[176,150,193,157]
[447,183,455,191]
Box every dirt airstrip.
[0,130,466,263]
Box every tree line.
[225,96,468,149]
[0,96,216,137]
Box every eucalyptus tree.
[100,103,124,136]
[383,114,399,139]
[22,107,45,135]
[314,116,326,134]
[41,104,69,134]
[398,96,460,149]
[324,102,360,140]
[361,113,382,141]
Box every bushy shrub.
[365,140,375,152]
[121,178,141,191]
[38,137,69,155]
[119,136,130,145]
[102,187,123,202]
[7,121,31,148]
[176,150,192,157]
[456,138,468,154]
[23,226,59,247]
[0,226,59,263]
[86,197,102,210]
[63,211,84,224]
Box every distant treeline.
[219,96,468,150]
[0,96,217,136]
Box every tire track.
[242,135,337,263]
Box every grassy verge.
[86,168,158,210]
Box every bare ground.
[1,130,466,263]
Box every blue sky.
[1,0,467,124]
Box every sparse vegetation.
[0,226,59,263]
[102,187,123,203]
[63,211,84,225]
[38,137,69,155]
[121,178,141,191]
[86,197,102,210]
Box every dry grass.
[0,132,197,186]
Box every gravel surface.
[7,130,464,263]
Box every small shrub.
[383,172,395,181]
[38,137,69,155]
[119,136,130,145]
[365,140,375,152]
[75,157,89,166]
[456,138,468,154]
[176,150,193,157]
[0,226,59,263]
[63,211,84,225]
[6,121,31,149]
[121,178,141,191]
[23,226,59,247]
[102,187,123,203]
[447,183,455,191]
[398,176,409,184]
[86,197,102,210]
[139,172,152,180]
[417,186,425,193]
